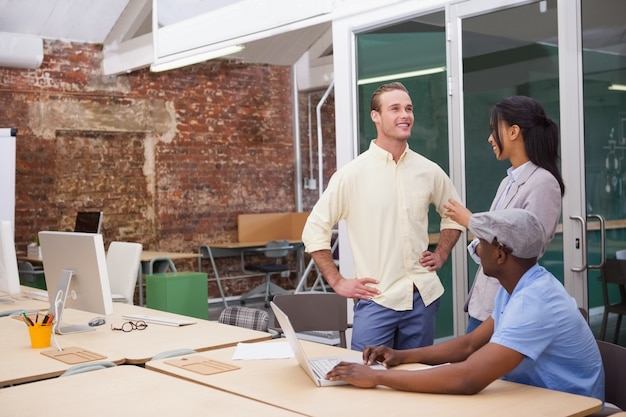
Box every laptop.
[270,301,383,387]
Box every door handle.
[570,215,587,272]
[587,213,606,270]
[569,214,606,272]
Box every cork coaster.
[41,346,107,364]
[165,356,240,375]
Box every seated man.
[326,208,604,401]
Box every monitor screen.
[74,211,103,234]
[0,220,20,301]
[39,231,113,316]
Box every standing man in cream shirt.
[302,82,464,351]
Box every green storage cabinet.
[145,271,208,320]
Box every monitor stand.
[51,269,94,335]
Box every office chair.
[218,305,270,332]
[148,257,177,274]
[598,258,626,343]
[239,240,294,307]
[588,341,626,416]
[272,293,348,348]
[17,260,38,286]
[106,241,143,304]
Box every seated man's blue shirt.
[490,264,604,401]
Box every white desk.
[1,301,271,386]
[0,312,125,387]
[0,365,302,417]
[0,289,49,315]
[51,302,272,364]
[146,339,602,417]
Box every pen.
[35,312,39,324]
[42,313,50,325]
[22,312,34,326]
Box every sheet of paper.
[232,341,294,360]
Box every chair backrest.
[597,340,626,411]
[106,241,143,304]
[17,260,36,284]
[263,240,292,259]
[218,306,269,332]
[601,258,626,285]
[599,259,626,307]
[272,293,348,348]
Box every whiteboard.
[0,128,16,233]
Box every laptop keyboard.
[309,357,341,379]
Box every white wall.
[0,128,16,233]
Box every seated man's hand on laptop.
[325,362,378,388]
[363,345,402,368]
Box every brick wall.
[0,40,336,299]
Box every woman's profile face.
[488,120,519,162]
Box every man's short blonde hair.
[370,82,409,112]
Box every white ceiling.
[0,0,333,73]
[0,0,132,44]
[0,0,253,44]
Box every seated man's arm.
[332,317,524,394]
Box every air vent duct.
[0,32,44,69]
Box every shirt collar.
[369,139,408,165]
[507,160,530,182]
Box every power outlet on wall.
[280,270,291,278]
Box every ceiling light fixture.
[150,45,245,72]
[357,66,446,85]
[608,84,626,92]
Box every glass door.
[449,0,564,323]
[580,0,626,324]
[450,0,626,333]
[355,12,454,339]
[335,0,625,339]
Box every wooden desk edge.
[204,240,303,249]
[123,334,272,365]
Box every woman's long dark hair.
[490,96,565,196]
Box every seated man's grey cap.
[469,209,545,259]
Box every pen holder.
[28,324,53,348]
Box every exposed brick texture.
[0,40,336,299]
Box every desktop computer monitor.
[39,231,113,330]
[74,211,103,234]
[0,220,20,303]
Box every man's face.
[475,238,500,278]
[372,89,414,141]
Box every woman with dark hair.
[445,95,565,332]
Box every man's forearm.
[434,229,462,260]
[310,250,342,288]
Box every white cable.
[51,290,63,351]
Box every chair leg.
[600,310,609,341]
[264,273,272,307]
[614,314,623,344]
[239,282,268,305]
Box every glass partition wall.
[355,13,454,337]
[580,0,626,314]
[342,0,626,340]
